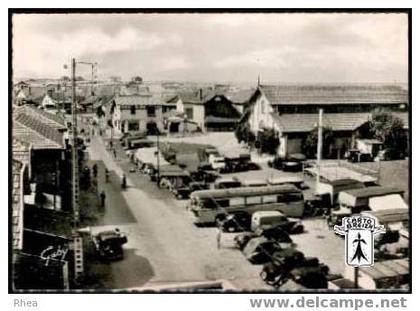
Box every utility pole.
[71,58,80,226]
[156,107,160,186]
[69,58,97,286]
[316,108,323,190]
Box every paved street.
[84,135,270,290]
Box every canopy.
[338,186,404,208]
[369,194,408,212]
[135,147,169,167]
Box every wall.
[249,93,274,134]
[113,104,164,133]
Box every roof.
[166,90,202,104]
[357,138,383,144]
[326,178,363,187]
[14,106,67,129]
[114,95,162,107]
[191,184,300,199]
[259,84,408,106]
[363,208,408,224]
[13,114,64,149]
[12,160,25,250]
[360,259,408,280]
[225,88,255,104]
[341,186,405,199]
[305,166,378,183]
[134,147,170,167]
[273,112,371,133]
[205,116,240,124]
[369,194,408,212]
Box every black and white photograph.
[9,10,411,294]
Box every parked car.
[209,154,226,171]
[251,211,304,234]
[345,149,373,163]
[261,254,329,288]
[218,212,251,232]
[242,236,283,264]
[268,153,306,172]
[214,177,242,189]
[234,226,293,250]
[91,228,128,261]
[260,249,305,286]
[171,181,210,200]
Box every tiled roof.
[225,88,255,104]
[260,84,408,106]
[13,114,64,149]
[273,112,371,133]
[115,95,162,107]
[12,160,24,250]
[166,90,202,104]
[15,106,67,129]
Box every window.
[246,196,262,205]
[147,106,156,117]
[128,121,139,131]
[230,197,245,206]
[216,199,229,208]
[262,195,277,204]
[130,105,136,115]
[202,199,217,209]
[185,107,193,120]
[277,193,303,203]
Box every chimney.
[199,88,203,101]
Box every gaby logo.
[334,215,386,267]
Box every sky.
[12,13,409,83]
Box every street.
[84,135,270,290]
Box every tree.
[234,121,255,145]
[370,111,407,159]
[302,126,334,159]
[258,129,280,155]
[131,76,143,83]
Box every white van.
[251,211,286,232]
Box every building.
[13,107,69,211]
[243,84,409,158]
[110,94,164,134]
[12,118,74,290]
[166,89,242,132]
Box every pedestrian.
[216,227,222,249]
[113,148,117,159]
[92,163,98,179]
[121,173,127,190]
[105,168,110,183]
[100,190,106,207]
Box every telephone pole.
[316,108,323,190]
[71,58,80,226]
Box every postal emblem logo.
[334,215,385,267]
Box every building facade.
[111,94,164,134]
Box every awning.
[369,194,408,212]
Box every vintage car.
[234,227,293,251]
[91,228,128,261]
[218,211,251,233]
